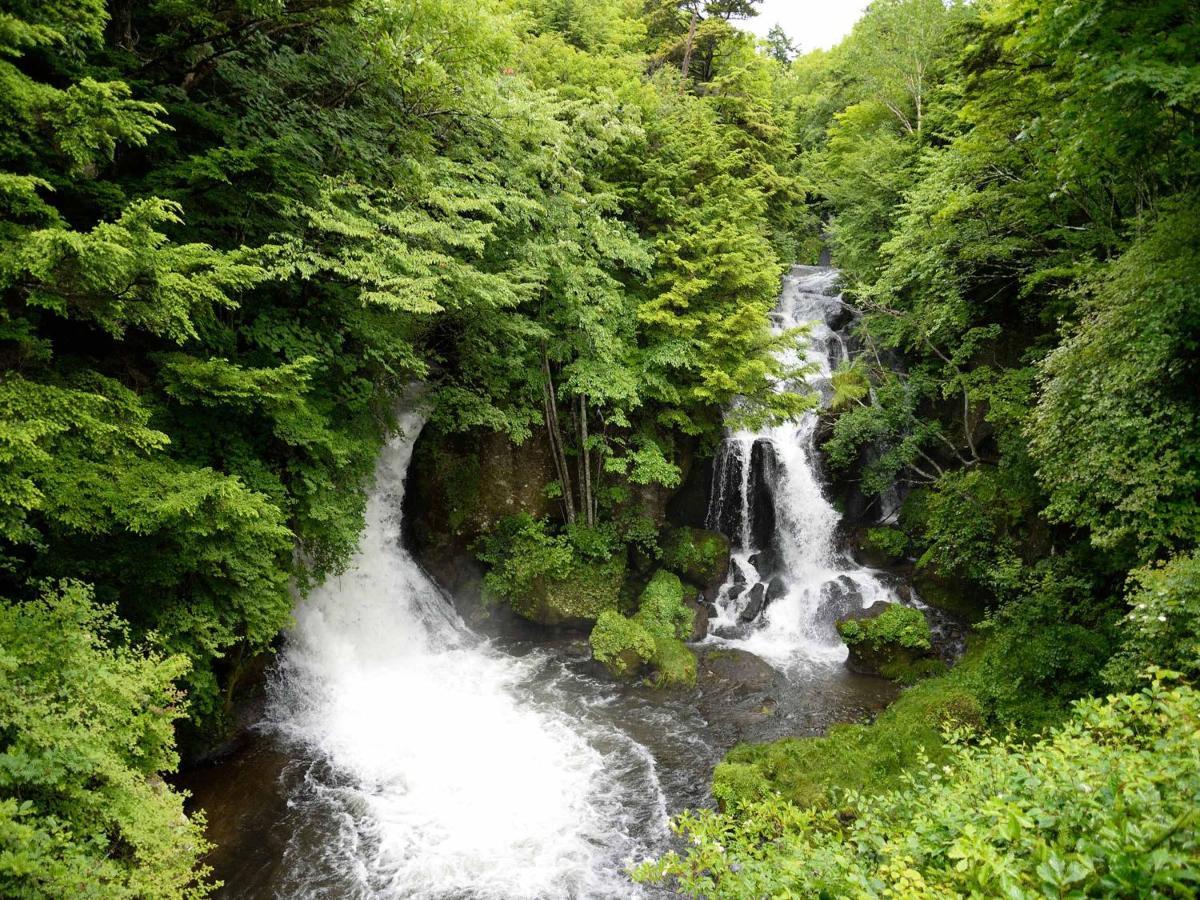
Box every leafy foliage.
[0,582,211,898]
[638,679,1200,898]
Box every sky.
[741,0,870,52]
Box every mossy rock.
[837,602,936,680]
[590,610,654,679]
[515,554,625,628]
[588,570,698,688]
[647,634,697,689]
[661,527,730,599]
[633,570,693,640]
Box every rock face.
[747,439,778,551]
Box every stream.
[184,266,906,899]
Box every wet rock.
[765,574,788,605]
[697,647,778,692]
[812,575,864,641]
[727,583,746,603]
[685,591,710,642]
[747,544,781,578]
[707,442,747,541]
[748,440,778,551]
[739,582,767,623]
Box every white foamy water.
[265,407,666,899]
[706,266,901,668]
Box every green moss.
[879,655,948,685]
[838,604,931,651]
[648,634,697,688]
[589,610,655,678]
[661,527,729,587]
[590,568,698,687]
[521,554,625,625]
[633,569,693,640]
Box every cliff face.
[404,423,718,634]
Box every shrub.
[661,527,729,587]
[477,514,574,602]
[838,604,931,651]
[864,526,908,560]
[1105,551,1200,690]
[713,648,984,809]
[638,678,1200,898]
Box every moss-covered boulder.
[588,569,698,688]
[514,554,625,628]
[837,602,938,682]
[661,527,730,600]
[590,610,655,679]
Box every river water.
[184,266,903,898]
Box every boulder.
[739,582,768,623]
[661,527,731,601]
[696,647,778,692]
[836,602,938,682]
[765,574,788,605]
[812,575,865,641]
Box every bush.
[638,679,1200,898]
[589,610,655,678]
[477,514,574,602]
[478,515,624,625]
[864,526,908,560]
[0,582,213,898]
[1105,551,1200,690]
[838,604,931,652]
[660,527,729,588]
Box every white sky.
[741,0,871,52]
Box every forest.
[0,0,1197,896]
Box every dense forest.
[1,0,1197,896]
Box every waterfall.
[705,266,900,667]
[263,406,668,899]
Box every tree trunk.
[680,11,699,79]
[579,395,594,527]
[542,352,576,525]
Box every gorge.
[185,266,922,897]
[5,1,1197,896]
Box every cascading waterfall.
[705,266,901,667]
[264,407,669,899]
[193,268,916,900]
